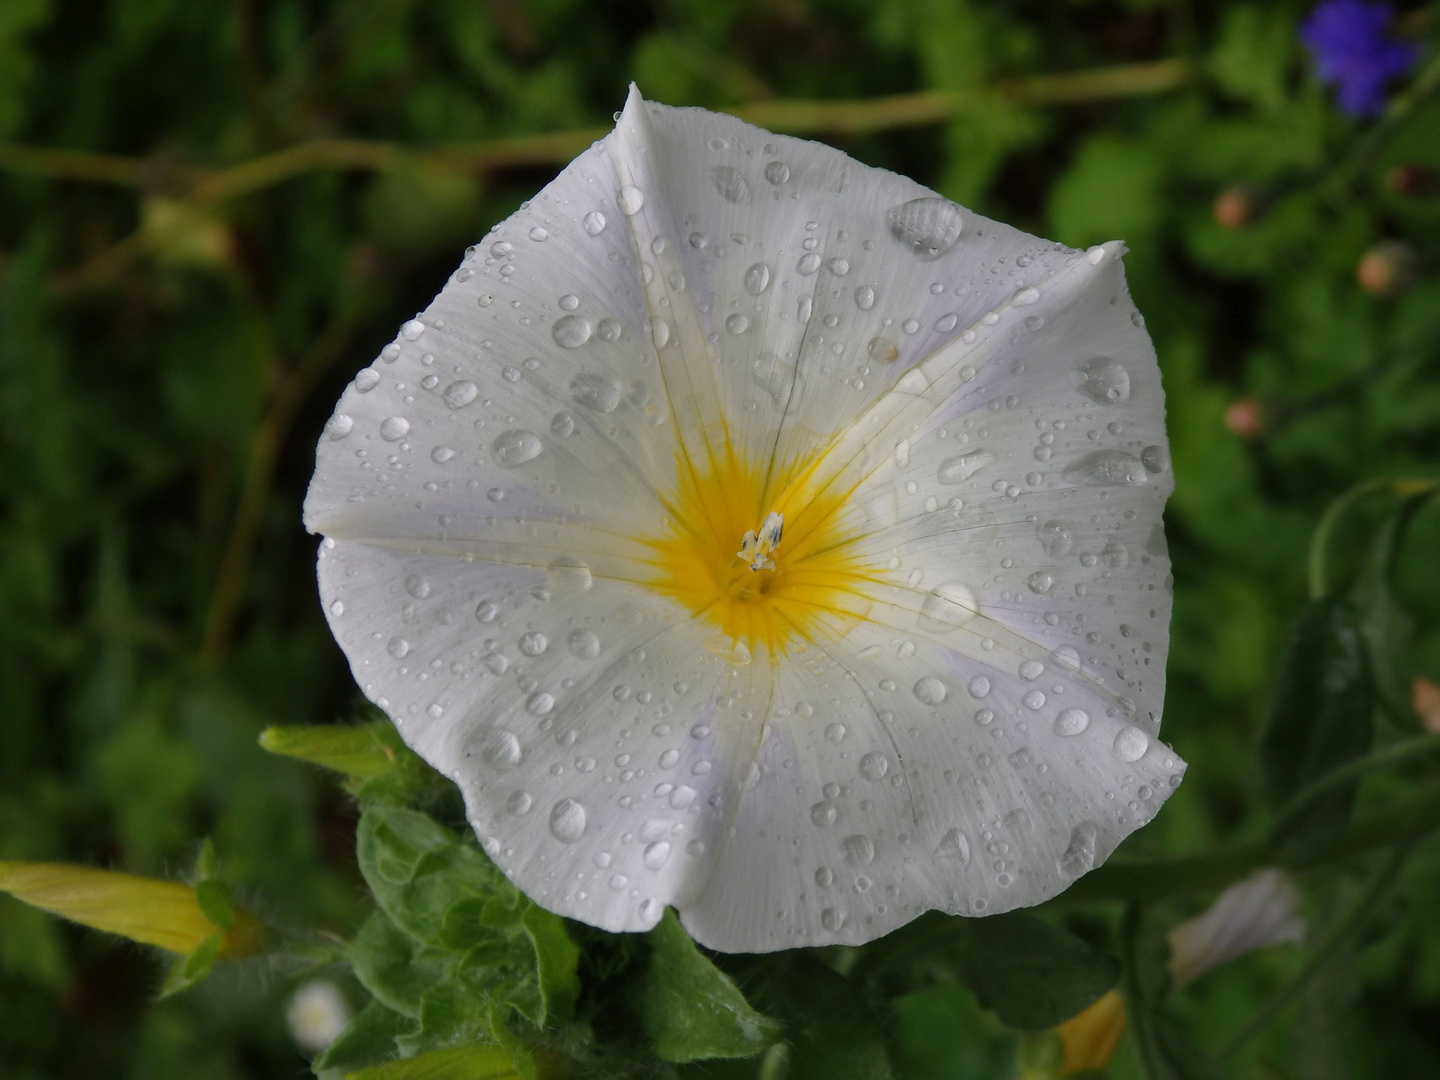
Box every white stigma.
[737,511,785,571]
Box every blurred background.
[2,1,1439,1077]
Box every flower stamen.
[737,511,784,572]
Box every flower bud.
[1055,989,1126,1074]
[1413,676,1440,733]
[1356,240,1415,295]
[1224,397,1265,439]
[1212,187,1256,230]
[1167,868,1304,988]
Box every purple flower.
[1300,0,1421,117]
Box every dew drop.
[519,632,548,656]
[824,723,847,744]
[937,449,994,484]
[821,906,845,931]
[967,675,991,698]
[1027,571,1054,594]
[552,314,592,348]
[583,210,607,235]
[797,252,821,275]
[1071,357,1131,404]
[1019,659,1045,681]
[725,313,750,335]
[442,380,478,409]
[474,600,498,623]
[1022,690,1046,710]
[1113,726,1150,762]
[826,257,850,276]
[1058,821,1099,877]
[854,285,875,310]
[938,828,971,863]
[886,197,964,259]
[811,801,837,826]
[918,582,979,631]
[567,629,600,659]
[842,834,875,866]
[859,752,889,781]
[353,368,380,392]
[569,373,622,412]
[492,430,543,468]
[867,337,899,363]
[643,841,671,870]
[400,319,425,340]
[1055,708,1090,736]
[380,416,410,441]
[479,730,523,771]
[617,186,644,215]
[324,414,353,440]
[764,160,790,184]
[526,691,555,716]
[549,799,587,843]
[744,263,771,295]
[710,165,750,203]
[1063,450,1147,487]
[550,413,575,438]
[913,676,947,705]
[649,317,671,348]
[507,790,533,815]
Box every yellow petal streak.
[644,441,880,659]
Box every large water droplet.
[937,449,994,484]
[548,555,593,592]
[797,252,821,275]
[764,160,790,184]
[886,197,964,259]
[1058,821,1099,877]
[854,285,875,310]
[1101,538,1130,569]
[937,827,971,863]
[549,798,587,843]
[859,751,889,780]
[583,210,607,235]
[519,632,547,656]
[867,337,898,363]
[1072,357,1131,404]
[354,368,380,392]
[552,314,592,348]
[842,834,875,866]
[1019,659,1045,681]
[400,319,426,341]
[649,317,671,348]
[479,730,523,771]
[710,165,750,203]
[744,263,771,295]
[918,582,979,631]
[380,416,410,441]
[968,675,991,698]
[442,380,478,409]
[913,676,947,705]
[1027,571,1054,594]
[617,186,644,215]
[827,257,850,276]
[569,373,622,412]
[1063,450,1147,487]
[1113,726,1149,762]
[324,413,353,440]
[1142,444,1169,473]
[821,906,845,931]
[492,430,543,468]
[1036,520,1075,557]
[1054,708,1090,736]
[811,801,837,826]
[567,628,600,659]
[643,840,671,870]
[725,313,749,334]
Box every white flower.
[286,979,352,1052]
[305,87,1183,952]
[1167,869,1305,988]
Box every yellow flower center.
[643,440,880,661]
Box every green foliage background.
[2,1,1439,1077]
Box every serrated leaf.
[356,807,510,942]
[352,911,456,1019]
[521,905,580,1027]
[949,912,1120,1031]
[748,954,892,1080]
[348,1043,521,1080]
[639,909,781,1063]
[313,1000,414,1074]
[1259,596,1374,862]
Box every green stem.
[1215,843,1412,1061]
[1268,735,1440,850]
[1053,781,1440,907]
[1307,478,1438,600]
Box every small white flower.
[305,87,1183,952]
[286,979,351,1052]
[1168,869,1306,988]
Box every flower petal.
[306,89,1183,951]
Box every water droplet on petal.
[824,723,846,743]
[886,197,964,259]
[821,906,845,931]
[479,730,523,771]
[913,677,947,705]
[937,828,971,862]
[725,313,750,334]
[617,186,644,215]
[583,210,607,235]
[1019,659,1045,681]
[1055,708,1090,736]
[569,373,622,412]
[567,629,600,658]
[552,315,592,348]
[1058,821,1099,877]
[710,165,750,203]
[854,285,875,310]
[324,414,353,440]
[549,798,587,843]
[519,632,547,656]
[827,257,850,276]
[443,380,478,409]
[859,752,889,780]
[968,675,991,698]
[867,337,899,363]
[797,252,821,275]
[1063,450,1147,487]
[1027,571,1054,594]
[764,160,790,184]
[1013,287,1040,306]
[649,317,671,348]
[380,416,410,441]
[937,449,994,484]
[643,841,671,870]
[401,319,425,340]
[811,801,837,826]
[548,555,593,591]
[354,368,380,392]
[1022,690,1046,710]
[918,582,979,631]
[492,430,543,468]
[1113,726,1149,761]
[1071,357,1131,404]
[744,263,771,295]
[1037,520,1075,557]
[842,834,875,866]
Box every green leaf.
[260,721,437,802]
[1351,491,1437,724]
[158,931,225,999]
[352,911,456,1019]
[949,912,1120,1031]
[356,807,508,942]
[193,879,235,931]
[748,954,892,1080]
[520,905,580,1027]
[314,1000,416,1075]
[1259,596,1375,863]
[394,982,493,1059]
[1119,906,1228,1080]
[638,909,781,1063]
[347,1043,521,1080]
[486,1003,538,1080]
